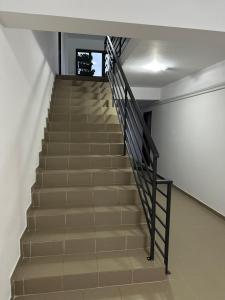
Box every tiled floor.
[119,187,225,300]
[16,187,225,299]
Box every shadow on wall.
[1,29,57,209]
[33,30,58,74]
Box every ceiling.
[123,36,225,87]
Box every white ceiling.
[123,36,225,87]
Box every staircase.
[11,78,165,299]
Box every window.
[76,49,106,77]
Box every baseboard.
[173,184,225,221]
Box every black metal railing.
[110,37,129,57]
[105,35,172,273]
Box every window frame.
[75,48,106,77]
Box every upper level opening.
[76,49,106,77]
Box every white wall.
[161,60,225,101]
[62,34,104,75]
[151,88,225,217]
[0,26,58,300]
[132,86,160,100]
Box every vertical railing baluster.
[123,88,128,156]
[112,58,116,107]
[150,156,157,260]
[164,181,172,274]
[105,35,172,274]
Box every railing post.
[164,181,172,274]
[149,156,157,260]
[58,32,62,75]
[123,88,128,156]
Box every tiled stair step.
[13,282,174,300]
[55,79,109,87]
[39,155,129,170]
[53,91,111,99]
[27,205,146,231]
[12,249,165,296]
[32,185,137,209]
[36,168,134,188]
[44,131,123,143]
[50,99,110,109]
[42,142,123,155]
[53,90,110,99]
[53,84,110,92]
[51,95,112,105]
[51,98,110,107]
[53,85,110,93]
[52,97,111,105]
[52,95,111,103]
[49,105,116,115]
[21,224,149,258]
[48,113,118,123]
[53,82,110,90]
[47,122,121,132]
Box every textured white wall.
[0,26,58,300]
[151,89,225,216]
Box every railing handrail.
[105,35,172,274]
[106,36,159,158]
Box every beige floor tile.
[83,286,122,300]
[15,295,46,300]
[44,290,83,300]
[120,280,198,300]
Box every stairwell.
[11,78,165,299]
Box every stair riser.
[53,91,111,100]
[13,266,164,296]
[49,106,115,115]
[42,143,123,155]
[48,114,119,123]
[27,210,146,232]
[40,156,129,170]
[55,81,109,88]
[22,235,149,258]
[54,86,111,94]
[32,188,137,209]
[44,132,122,143]
[47,123,121,132]
[36,171,134,188]
[51,98,110,106]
